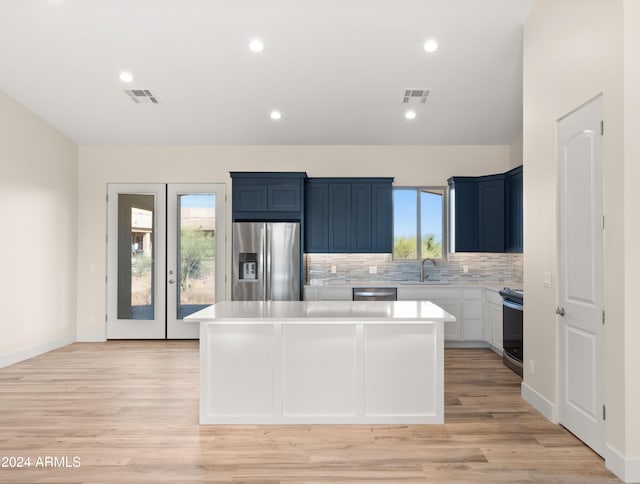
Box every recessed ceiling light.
[270,110,282,120]
[405,110,417,120]
[119,71,134,83]
[249,39,264,53]
[423,39,439,53]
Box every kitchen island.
[186,300,455,424]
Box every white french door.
[107,183,226,339]
[557,96,604,456]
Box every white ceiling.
[0,0,534,145]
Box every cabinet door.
[328,184,351,252]
[450,179,478,252]
[478,177,505,252]
[462,288,483,340]
[305,183,329,252]
[491,302,503,352]
[268,183,301,212]
[351,184,372,252]
[233,184,268,212]
[433,299,462,340]
[505,167,523,253]
[372,183,393,253]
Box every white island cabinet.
[186,300,455,425]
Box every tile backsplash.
[306,252,523,285]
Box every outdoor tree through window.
[393,187,445,260]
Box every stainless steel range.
[499,287,523,377]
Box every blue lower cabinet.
[305,178,393,253]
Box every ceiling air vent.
[125,89,159,104]
[402,89,431,104]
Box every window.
[393,187,446,260]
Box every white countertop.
[186,300,456,323]
[305,281,521,292]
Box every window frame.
[392,186,449,261]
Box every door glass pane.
[177,193,215,319]
[117,194,155,320]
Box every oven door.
[502,299,523,377]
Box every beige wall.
[0,89,78,365]
[523,0,637,467]
[624,0,640,458]
[509,132,523,168]
[76,145,510,340]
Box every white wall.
[523,0,640,476]
[0,89,78,366]
[76,145,510,340]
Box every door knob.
[556,306,565,316]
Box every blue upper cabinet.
[371,182,393,253]
[448,177,478,252]
[478,174,506,252]
[305,178,393,253]
[505,166,523,253]
[449,167,521,253]
[304,181,329,252]
[328,183,352,252]
[231,172,306,221]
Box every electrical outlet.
[331,265,337,274]
[529,359,535,374]
[463,265,469,273]
[369,266,377,274]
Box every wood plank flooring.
[0,342,619,483]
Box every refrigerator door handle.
[264,224,270,301]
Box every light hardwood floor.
[0,342,619,483]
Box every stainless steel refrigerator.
[232,222,301,301]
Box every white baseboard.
[0,333,76,368]
[521,381,558,424]
[76,329,106,342]
[606,444,640,483]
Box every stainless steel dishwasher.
[352,287,397,301]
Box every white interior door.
[557,96,604,456]
[107,183,226,339]
[107,184,167,339]
[167,184,226,338]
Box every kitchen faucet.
[420,258,437,282]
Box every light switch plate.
[543,272,552,288]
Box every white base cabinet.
[397,287,462,340]
[483,289,503,353]
[398,287,483,344]
[304,286,352,301]
[189,301,454,424]
[304,284,506,350]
